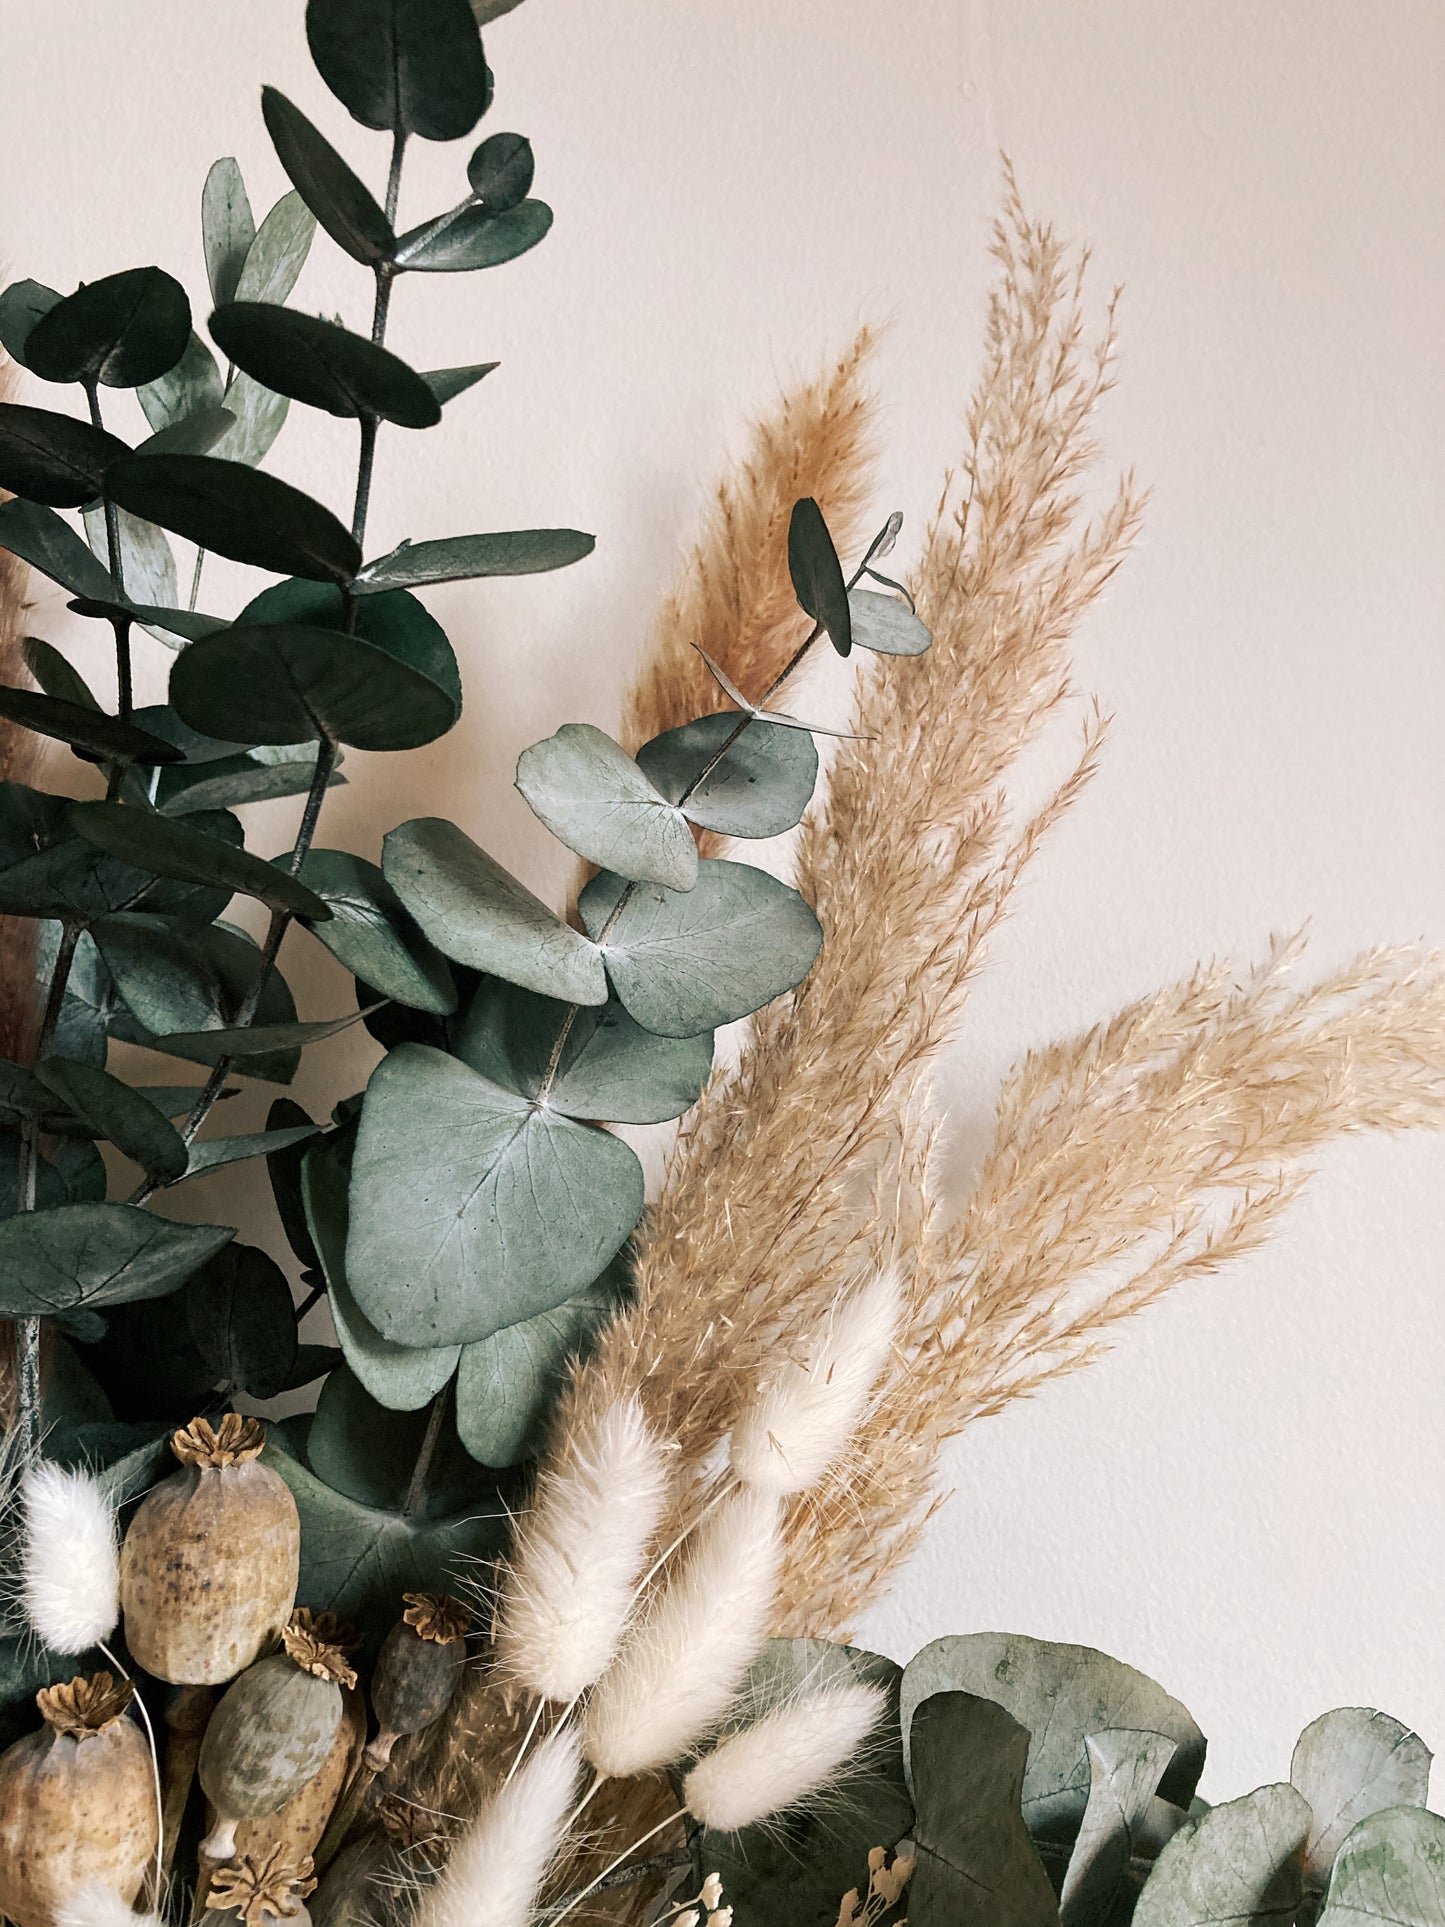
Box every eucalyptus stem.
[403,1385,448,1517]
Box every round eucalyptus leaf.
[347,1043,644,1348]
[211,370,290,469]
[202,157,256,310]
[107,452,361,585]
[0,813,239,926]
[34,1058,189,1185]
[235,190,317,307]
[468,132,534,210]
[184,1241,297,1399]
[383,817,607,1005]
[517,722,697,890]
[1060,1731,1180,1927]
[393,199,552,273]
[578,858,822,1039]
[307,0,492,143]
[137,332,225,436]
[0,404,129,509]
[69,800,332,920]
[26,268,191,390]
[154,1007,370,1081]
[635,713,818,839]
[458,978,712,1124]
[183,1122,318,1180]
[849,586,932,656]
[210,304,441,430]
[1290,1708,1431,1895]
[354,527,594,593]
[0,280,61,371]
[788,494,852,656]
[0,687,181,766]
[0,500,117,604]
[423,361,499,406]
[23,638,97,710]
[1134,1785,1311,1927]
[261,87,396,268]
[456,1268,623,1467]
[147,745,346,818]
[297,848,457,1013]
[82,499,178,617]
[135,404,236,461]
[1316,1807,1445,1927]
[269,1097,322,1272]
[0,1203,232,1318]
[307,1365,479,1518]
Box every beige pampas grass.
[681,1682,885,1833]
[410,1726,580,1927]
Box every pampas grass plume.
[582,1485,782,1779]
[497,1396,668,1703]
[21,1461,120,1654]
[682,1682,885,1832]
[411,1725,580,1927]
[730,1271,901,1496]
[55,1882,163,1927]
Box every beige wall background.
[3,0,1443,1799]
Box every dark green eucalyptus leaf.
[468,132,534,209]
[69,800,333,920]
[123,706,246,765]
[202,157,257,309]
[284,1346,342,1392]
[26,268,191,390]
[33,1057,189,1184]
[0,816,238,926]
[261,87,396,268]
[347,1042,644,1347]
[353,526,594,592]
[1133,1785,1310,1927]
[141,744,339,817]
[48,1135,109,1204]
[0,1202,231,1317]
[382,817,606,1005]
[578,859,823,1039]
[135,403,236,461]
[183,1121,319,1178]
[517,723,697,891]
[270,1096,322,1271]
[210,304,440,430]
[458,978,712,1124]
[185,1242,298,1399]
[423,361,499,405]
[0,499,117,602]
[82,501,177,612]
[0,688,180,766]
[138,331,226,435]
[1290,1708,1431,1899]
[1059,1731,1179,1927]
[78,1292,216,1422]
[154,1006,370,1078]
[471,0,526,18]
[849,586,932,656]
[106,452,361,584]
[0,404,130,509]
[37,925,113,1071]
[307,0,492,143]
[235,190,317,306]
[788,495,852,656]
[635,713,818,839]
[0,279,61,370]
[307,1365,485,1519]
[211,369,290,469]
[393,199,552,273]
[297,848,456,1013]
[0,1132,74,1218]
[104,601,226,646]
[1315,1807,1445,1927]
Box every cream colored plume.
[682,1681,886,1832]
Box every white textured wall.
[4,1,1443,1802]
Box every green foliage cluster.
[705,1632,1442,1927]
[0,0,928,1711]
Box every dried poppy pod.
[201,1845,317,1927]
[0,1672,158,1927]
[121,1415,301,1686]
[367,1592,469,1769]
[234,1618,366,1865]
[198,1613,357,1864]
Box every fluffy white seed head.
[682,1681,886,1833]
[729,1271,901,1496]
[497,1397,669,1703]
[412,1726,581,1927]
[56,1882,163,1927]
[21,1461,120,1653]
[582,1485,782,1779]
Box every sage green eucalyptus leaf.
[0,279,61,370]
[471,0,526,19]
[517,723,697,891]
[69,801,332,919]
[307,0,492,143]
[37,925,112,1070]
[137,332,225,434]
[26,268,191,389]
[908,1692,1058,1927]
[82,500,178,611]
[107,452,361,584]
[270,1097,323,1271]
[1133,1785,1310,1927]
[383,817,606,1005]
[297,849,456,1014]
[1060,1731,1179,1927]
[423,361,499,405]
[0,818,238,926]
[0,1133,82,1218]
[0,688,181,766]
[455,1268,623,1467]
[1316,1807,1445,1927]
[0,404,130,509]
[148,744,347,818]
[261,87,397,267]
[579,859,822,1038]
[183,1122,319,1179]
[202,157,256,309]
[848,586,932,656]
[1291,1710,1432,1899]
[635,713,818,839]
[900,1634,1207,1854]
[393,199,552,272]
[458,978,712,1123]
[210,304,441,429]
[184,1242,298,1398]
[155,1007,371,1079]
[347,1042,644,1346]
[135,404,236,461]
[354,526,594,592]
[468,133,535,209]
[211,370,291,469]
[235,190,317,306]
[0,499,117,602]
[308,1366,486,1520]
[788,495,852,656]
[0,1203,232,1316]
[33,1057,189,1184]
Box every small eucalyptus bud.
[120,1415,300,1686]
[366,1592,469,1768]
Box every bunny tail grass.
[730,1269,902,1497]
[582,1485,782,1780]
[412,1726,581,1927]
[55,1881,164,1927]
[21,1460,120,1653]
[497,1395,669,1704]
[682,1681,886,1833]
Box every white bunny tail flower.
[582,1486,782,1779]
[682,1681,886,1833]
[21,1460,120,1653]
[497,1396,669,1703]
[56,1881,163,1927]
[412,1725,581,1927]
[729,1270,901,1497]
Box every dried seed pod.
[202,1846,316,1927]
[120,1416,300,1686]
[366,1593,469,1768]
[198,1614,357,1864]
[233,1672,366,1865]
[0,1672,158,1927]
